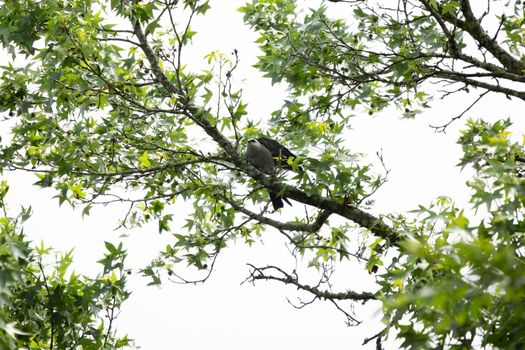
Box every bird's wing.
[257,137,303,171]
[257,137,296,158]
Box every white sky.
[2,1,525,349]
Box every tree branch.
[430,90,489,132]
[245,264,376,302]
[219,193,332,233]
[38,261,55,350]
[457,0,525,74]
[431,69,525,100]
[132,18,399,243]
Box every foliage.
[377,119,525,349]
[0,0,524,349]
[241,1,525,347]
[0,0,389,284]
[240,0,525,123]
[0,180,131,349]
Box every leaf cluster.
[0,182,132,349]
[380,119,525,349]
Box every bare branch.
[430,90,490,132]
[245,264,376,302]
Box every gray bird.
[245,137,297,210]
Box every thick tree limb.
[457,0,525,74]
[422,0,525,73]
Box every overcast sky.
[2,1,525,349]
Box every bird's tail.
[269,192,283,210]
[269,192,291,210]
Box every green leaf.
[145,20,161,35]
[138,151,151,168]
[105,241,117,254]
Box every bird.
[245,137,299,210]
